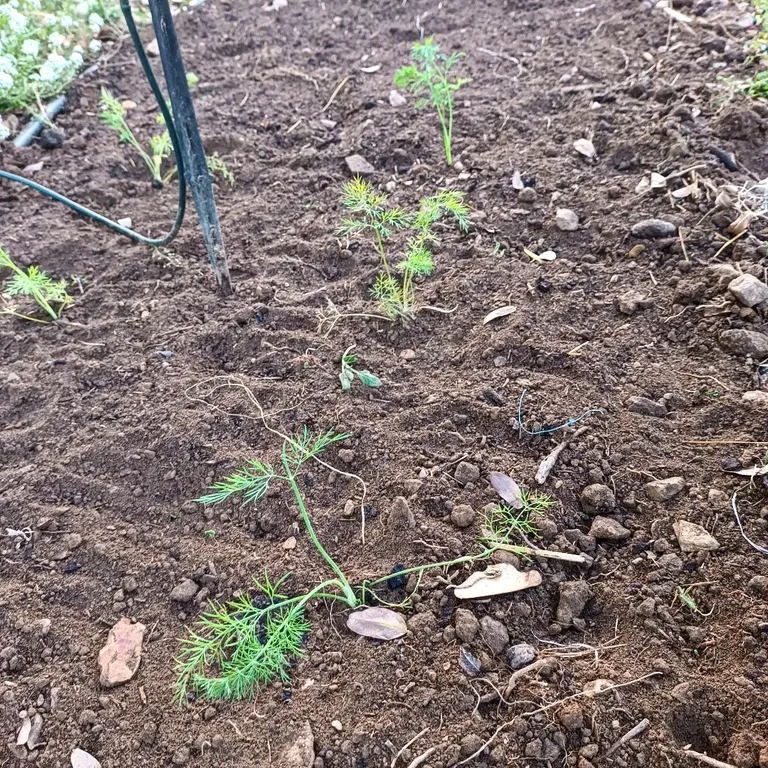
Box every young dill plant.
[394,37,470,165]
[339,177,469,319]
[481,489,556,548]
[0,244,73,323]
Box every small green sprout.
[339,345,381,392]
[394,36,470,165]
[203,529,216,539]
[1,244,73,323]
[676,586,713,618]
[482,489,556,545]
[186,72,200,88]
[339,177,469,319]
[206,152,236,186]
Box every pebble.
[146,38,160,56]
[460,734,484,757]
[630,218,677,238]
[506,642,536,669]
[644,477,685,502]
[558,702,585,731]
[454,608,480,643]
[728,274,768,307]
[387,496,415,530]
[635,597,656,617]
[454,461,480,486]
[748,575,768,594]
[555,208,579,231]
[518,186,537,203]
[171,747,190,765]
[720,329,768,357]
[672,520,719,552]
[389,90,406,107]
[627,396,667,418]
[345,154,375,175]
[589,516,631,541]
[617,290,649,315]
[71,749,101,768]
[39,128,64,149]
[337,449,356,464]
[399,349,416,360]
[579,484,616,515]
[480,616,509,655]
[170,579,199,603]
[458,647,481,676]
[98,618,145,688]
[450,504,475,529]
[331,720,343,732]
[556,581,593,625]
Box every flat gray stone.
[630,218,677,238]
[673,520,719,552]
[589,516,631,541]
[645,477,685,502]
[345,154,375,175]
[720,329,768,357]
[728,274,768,307]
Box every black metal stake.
[147,0,233,296]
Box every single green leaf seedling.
[339,345,382,391]
[394,36,470,165]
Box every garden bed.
[2,0,768,766]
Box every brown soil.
[2,0,768,767]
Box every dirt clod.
[556,581,593,625]
[580,484,616,515]
[645,477,686,502]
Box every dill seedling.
[676,586,713,618]
[394,37,470,165]
[482,489,556,545]
[0,244,73,323]
[339,177,469,319]
[206,153,236,186]
[339,345,381,391]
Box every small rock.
[451,504,475,529]
[454,608,480,643]
[480,616,509,655]
[337,448,356,464]
[171,747,190,766]
[403,479,423,495]
[63,532,83,549]
[282,722,314,768]
[389,90,406,107]
[742,391,768,408]
[40,128,64,149]
[589,516,631,541]
[98,618,145,688]
[454,461,480,486]
[635,597,656,617]
[645,477,685,502]
[122,576,138,594]
[387,496,415,530]
[630,218,677,238]
[71,749,101,768]
[146,38,160,56]
[458,647,482,676]
[728,274,768,307]
[579,484,616,515]
[460,734,484,757]
[748,575,768,595]
[617,290,649,315]
[555,208,579,231]
[283,536,297,550]
[720,329,768,357]
[657,553,683,573]
[27,713,44,749]
[78,709,97,727]
[518,186,537,203]
[556,581,592,625]
[558,702,584,731]
[708,488,729,508]
[506,643,536,669]
[345,154,375,175]
[627,396,666,418]
[170,579,198,602]
[673,520,719,552]
[6,371,21,384]
[399,349,416,360]
[331,720,343,732]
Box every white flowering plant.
[0,0,118,114]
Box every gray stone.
[454,608,480,643]
[345,154,375,175]
[556,581,592,625]
[171,747,190,766]
[451,504,475,529]
[506,643,536,669]
[170,579,199,602]
[672,520,719,552]
[645,477,685,502]
[389,90,406,107]
[630,218,677,238]
[658,553,683,573]
[281,721,314,768]
[460,734,484,757]
[589,516,631,541]
[748,575,768,594]
[627,395,667,418]
[518,186,537,202]
[579,484,616,515]
[728,274,768,307]
[454,461,480,485]
[337,449,356,464]
[556,208,579,231]
[742,391,768,408]
[617,290,650,315]
[387,496,415,530]
[480,616,509,655]
[720,329,768,357]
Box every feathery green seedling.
[339,177,469,319]
[0,245,73,323]
[394,37,470,165]
[482,489,556,545]
[676,586,714,618]
[339,345,381,391]
[175,426,505,702]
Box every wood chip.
[454,563,542,599]
[483,305,516,324]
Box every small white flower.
[59,14,74,29]
[88,11,103,30]
[0,54,16,75]
[0,117,10,142]
[21,38,39,57]
[2,6,27,33]
[74,1,89,16]
[48,31,64,48]
[0,71,13,91]
[69,50,83,66]
[88,38,101,53]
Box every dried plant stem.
[682,750,737,768]
[391,727,429,768]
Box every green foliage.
[394,36,470,165]
[677,586,713,617]
[339,177,469,319]
[483,490,555,544]
[340,346,382,391]
[0,244,72,322]
[101,88,235,186]
[746,2,768,97]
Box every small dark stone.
[483,388,506,406]
[721,457,742,472]
[387,565,407,590]
[39,128,64,149]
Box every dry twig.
[682,749,737,768]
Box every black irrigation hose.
[0,0,186,247]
